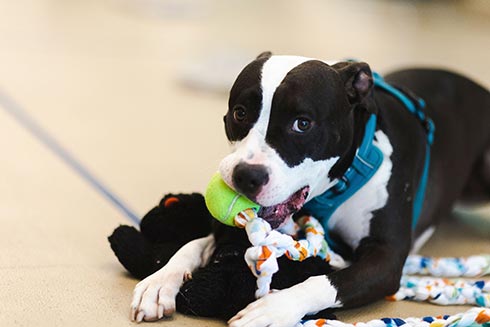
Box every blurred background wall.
[1,0,489,216]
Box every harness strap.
[303,115,383,252]
[373,72,435,229]
[304,72,435,250]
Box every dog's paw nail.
[164,307,174,317]
[184,271,193,281]
[130,308,136,321]
[136,311,145,323]
[158,305,164,319]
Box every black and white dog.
[130,52,490,326]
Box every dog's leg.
[229,207,411,327]
[229,244,407,327]
[460,146,490,203]
[228,275,339,327]
[327,241,408,309]
[130,234,215,322]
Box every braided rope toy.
[239,209,347,297]
[204,173,490,326]
[300,307,490,327]
[391,277,489,307]
[403,255,490,277]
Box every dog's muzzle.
[232,162,270,199]
[230,162,309,229]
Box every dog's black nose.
[232,163,269,198]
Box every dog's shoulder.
[327,130,393,249]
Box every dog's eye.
[233,105,247,122]
[292,118,312,133]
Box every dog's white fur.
[130,235,215,322]
[228,275,340,327]
[130,56,422,327]
[257,55,312,135]
[327,131,393,249]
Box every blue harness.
[303,72,435,251]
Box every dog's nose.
[232,163,269,199]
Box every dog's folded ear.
[328,62,377,179]
[256,51,272,60]
[333,62,377,114]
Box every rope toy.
[241,211,347,297]
[300,307,490,327]
[392,255,490,308]
[391,277,489,307]
[204,173,490,325]
[205,172,347,297]
[403,255,490,277]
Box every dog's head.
[219,52,376,228]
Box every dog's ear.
[256,51,272,60]
[333,62,377,114]
[328,62,376,179]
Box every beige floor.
[0,0,489,326]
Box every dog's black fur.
[110,53,490,321]
[334,67,490,306]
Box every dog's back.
[383,69,490,230]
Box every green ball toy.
[205,172,260,226]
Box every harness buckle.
[332,176,350,195]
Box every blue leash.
[0,87,140,225]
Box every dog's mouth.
[257,186,310,229]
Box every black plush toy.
[109,193,337,320]
[109,193,213,280]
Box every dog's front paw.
[228,276,338,327]
[130,267,186,322]
[228,290,307,327]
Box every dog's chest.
[326,131,393,249]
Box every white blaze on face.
[219,55,339,207]
[254,56,313,136]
